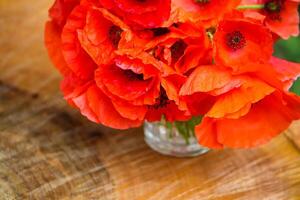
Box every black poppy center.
[108,25,123,48]
[123,69,144,81]
[151,27,170,37]
[171,40,188,63]
[151,87,170,109]
[225,31,246,51]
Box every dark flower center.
[206,27,216,35]
[150,87,170,109]
[171,40,188,63]
[123,69,144,81]
[264,0,283,21]
[225,31,246,51]
[194,0,210,4]
[265,0,282,13]
[151,27,170,37]
[108,25,123,48]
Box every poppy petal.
[49,0,79,27]
[61,5,97,79]
[45,21,71,76]
[207,77,275,118]
[161,74,187,110]
[216,94,298,148]
[180,65,233,96]
[72,91,99,123]
[195,118,223,149]
[111,100,147,121]
[173,0,241,25]
[95,64,155,101]
[270,56,300,90]
[86,85,142,129]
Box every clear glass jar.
[144,121,209,157]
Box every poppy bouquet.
[45,0,300,149]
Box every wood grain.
[1,0,300,199]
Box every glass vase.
[144,121,209,157]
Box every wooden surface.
[1,1,300,199]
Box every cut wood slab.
[1,1,300,199]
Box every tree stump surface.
[0,1,300,199]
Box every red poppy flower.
[180,64,300,148]
[119,22,212,75]
[100,0,171,28]
[214,18,273,72]
[241,0,300,39]
[60,56,158,129]
[95,56,160,105]
[173,0,241,27]
[77,8,131,65]
[148,23,212,74]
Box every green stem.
[236,4,265,10]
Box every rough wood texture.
[1,1,300,199]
